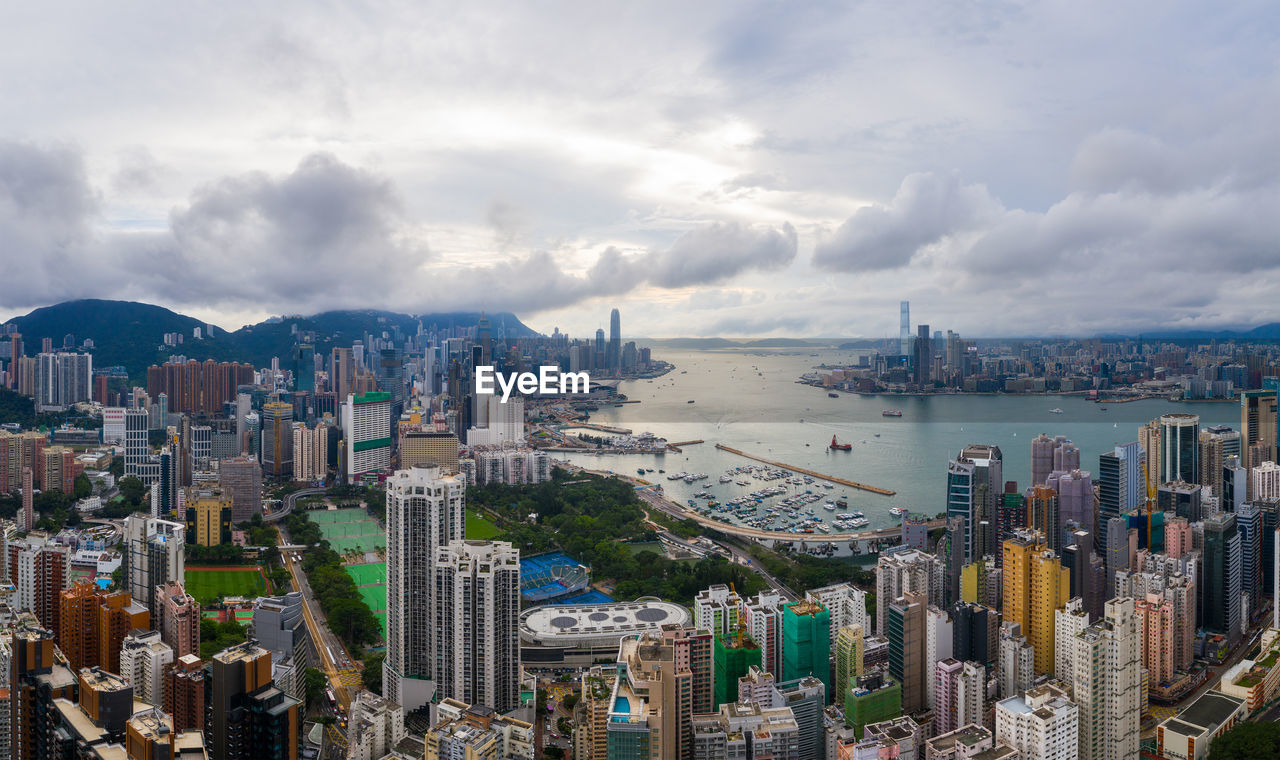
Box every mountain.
[2,300,538,378]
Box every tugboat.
[829,435,852,451]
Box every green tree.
[304,667,327,707]
[361,652,385,695]
[73,474,92,500]
[118,476,145,505]
[1207,722,1280,760]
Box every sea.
[558,349,1235,541]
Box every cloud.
[646,221,797,288]
[812,173,1002,272]
[0,141,99,305]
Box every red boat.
[829,435,851,451]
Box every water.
[559,349,1235,535]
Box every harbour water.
[559,349,1235,536]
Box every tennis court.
[314,509,384,554]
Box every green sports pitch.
[184,568,268,606]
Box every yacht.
[1049,408,1064,414]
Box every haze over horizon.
[0,2,1276,338]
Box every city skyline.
[0,3,1276,338]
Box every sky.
[0,1,1277,339]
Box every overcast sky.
[0,2,1276,339]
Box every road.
[279,525,362,712]
[651,523,799,601]
[265,487,327,522]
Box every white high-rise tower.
[383,466,466,711]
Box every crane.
[1141,460,1156,548]
[729,582,748,648]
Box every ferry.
[881,409,903,417]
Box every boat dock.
[714,444,896,496]
[561,422,633,435]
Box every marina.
[713,444,896,495]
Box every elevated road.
[265,487,327,522]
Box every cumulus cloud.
[646,221,797,288]
[812,173,1002,272]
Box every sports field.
[185,567,268,606]
[466,508,503,540]
[345,562,388,637]
[310,508,384,554]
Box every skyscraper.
[384,466,465,712]
[155,580,200,659]
[121,513,185,620]
[1071,598,1141,760]
[432,540,521,713]
[11,625,77,760]
[1159,413,1200,484]
[207,641,301,760]
[914,324,931,385]
[343,391,392,484]
[886,591,926,714]
[948,445,1003,563]
[1203,512,1242,641]
[875,548,940,633]
[1002,530,1070,674]
[833,625,864,705]
[1241,388,1278,464]
[933,658,983,735]
[260,401,294,478]
[899,301,910,358]
[781,600,830,696]
[1098,442,1142,549]
[609,308,621,375]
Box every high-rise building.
[574,664,616,760]
[57,581,148,674]
[951,602,995,667]
[1158,413,1200,484]
[844,672,902,739]
[1098,442,1143,550]
[1203,512,1242,641]
[122,513,185,620]
[155,581,200,659]
[7,533,69,633]
[260,401,294,478]
[833,625,864,705]
[994,683,1078,760]
[914,324,931,385]
[184,487,232,547]
[119,629,174,706]
[689,701,800,760]
[1241,388,1278,465]
[948,445,1003,562]
[347,690,406,760]
[609,308,622,375]
[805,582,870,635]
[1053,598,1091,686]
[925,605,953,710]
[694,584,740,638]
[997,621,1035,699]
[713,631,762,708]
[343,392,392,484]
[1031,434,1073,488]
[745,590,785,676]
[207,641,301,760]
[781,600,830,696]
[145,359,254,416]
[886,591,926,714]
[899,301,910,358]
[163,654,206,732]
[290,422,328,483]
[1071,597,1141,760]
[430,540,521,713]
[933,658,983,735]
[11,625,78,760]
[875,548,940,634]
[400,430,459,472]
[218,455,262,522]
[34,351,92,411]
[609,629,711,760]
[384,466,465,712]
[1002,530,1070,674]
[124,407,151,481]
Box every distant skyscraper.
[913,324,931,385]
[384,466,465,712]
[121,513,185,620]
[293,343,315,394]
[260,401,294,478]
[948,445,1003,562]
[899,301,910,357]
[1098,442,1142,549]
[1159,413,1200,484]
[1203,512,1242,641]
[608,308,621,375]
[343,392,392,484]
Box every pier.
[714,444,896,496]
[666,439,704,453]
[560,422,633,435]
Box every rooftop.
[1171,690,1244,732]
